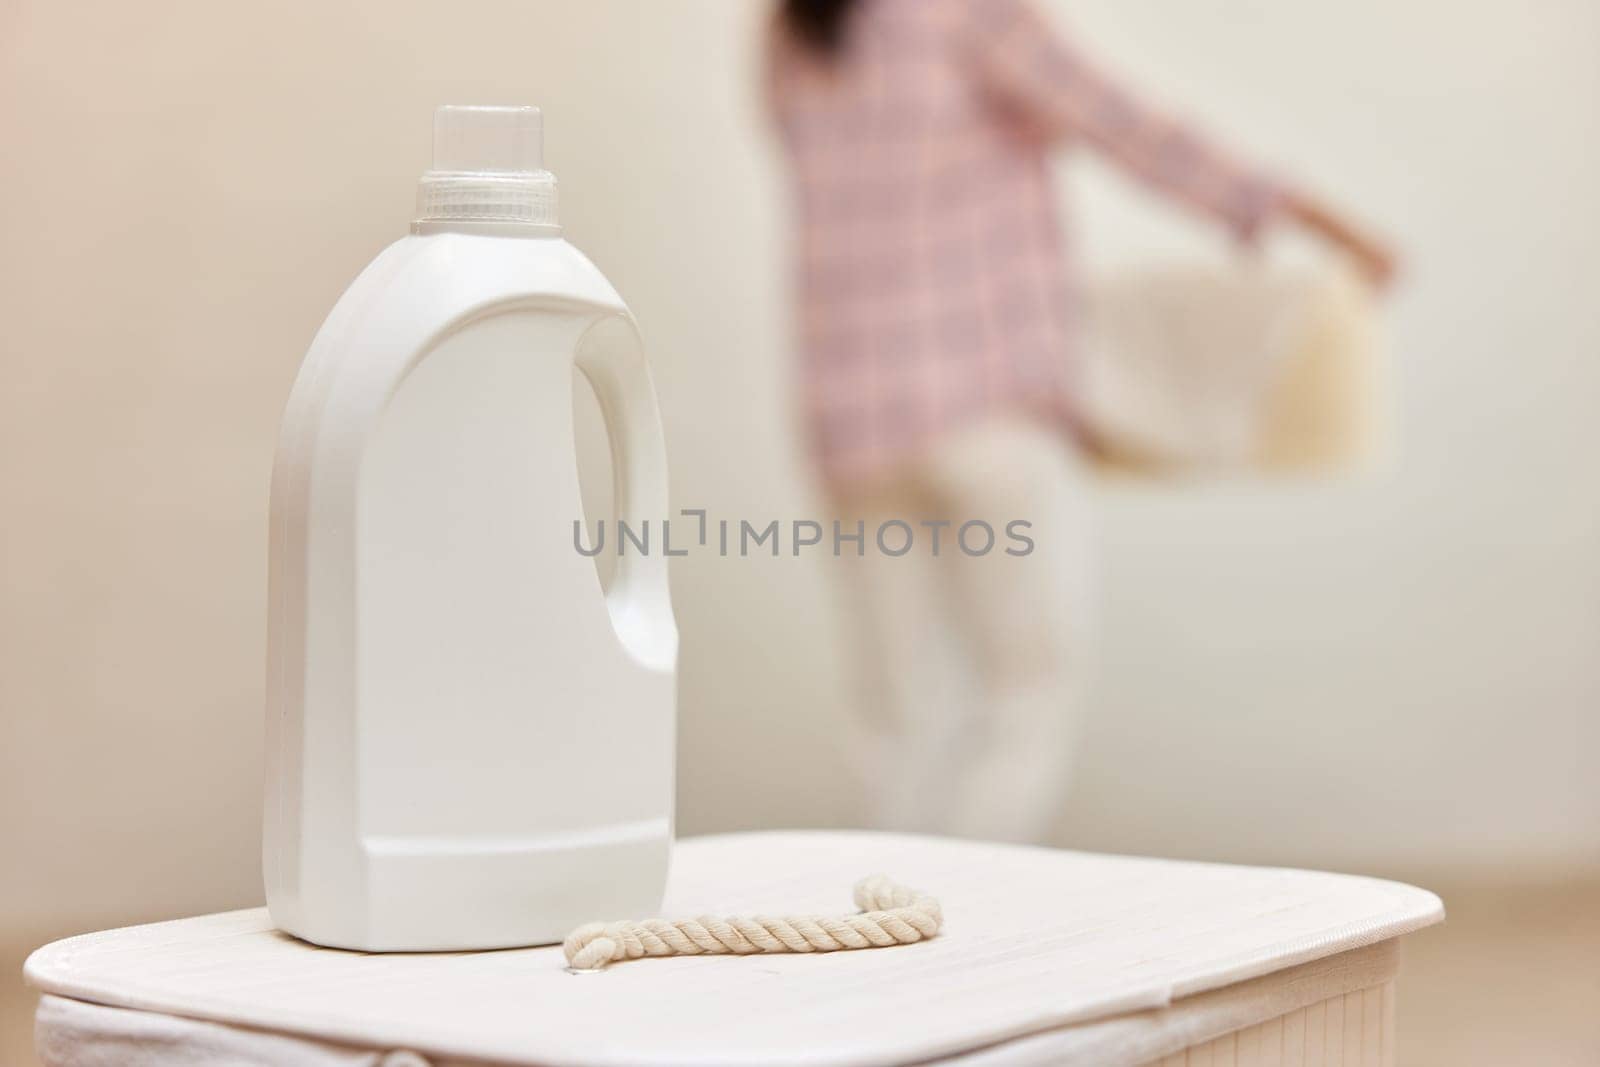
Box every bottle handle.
[574,315,677,671]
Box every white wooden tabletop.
[25,831,1442,1067]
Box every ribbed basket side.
[1147,981,1395,1067]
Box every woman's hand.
[1282,189,1399,291]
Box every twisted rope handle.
[562,875,942,972]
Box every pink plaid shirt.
[768,0,1285,488]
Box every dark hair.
[782,0,862,56]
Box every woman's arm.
[1280,187,1399,288]
[964,0,1396,286]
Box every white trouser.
[833,417,1096,843]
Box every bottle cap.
[415,106,559,231]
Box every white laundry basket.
[27,832,1441,1067]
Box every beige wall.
[3,0,1597,972]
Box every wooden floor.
[1394,879,1600,1067]
[4,880,1597,1066]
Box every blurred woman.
[765,0,1391,841]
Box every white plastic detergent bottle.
[264,106,676,952]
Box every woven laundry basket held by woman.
[1080,263,1391,477]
